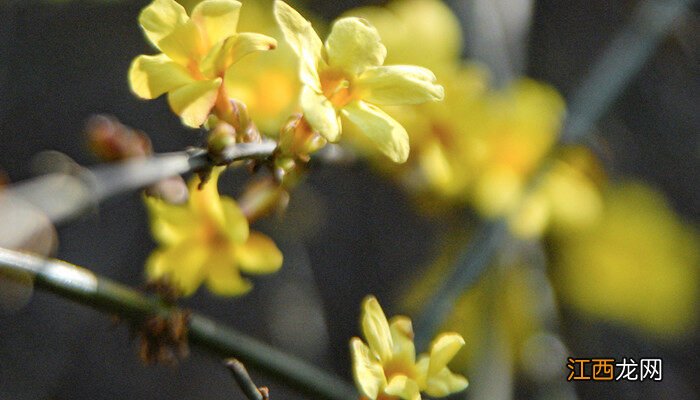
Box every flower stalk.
[0,247,357,400]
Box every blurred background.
[0,0,697,399]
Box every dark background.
[0,0,697,399]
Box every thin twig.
[413,0,694,345]
[225,358,266,400]
[0,248,357,400]
[0,142,277,235]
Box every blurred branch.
[561,0,695,143]
[452,0,516,87]
[414,0,693,345]
[0,248,357,400]
[1,141,276,227]
[225,358,268,400]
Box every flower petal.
[350,337,387,399]
[361,296,393,362]
[201,32,277,78]
[191,0,241,47]
[357,65,444,106]
[158,19,205,64]
[424,368,468,397]
[389,316,416,365]
[384,375,421,400]
[236,232,283,274]
[220,197,249,243]
[129,54,195,99]
[325,17,386,76]
[188,166,226,224]
[138,0,188,48]
[146,240,208,296]
[300,85,341,142]
[204,254,252,296]
[427,333,464,377]
[144,195,198,245]
[342,101,409,163]
[167,78,222,127]
[273,0,322,91]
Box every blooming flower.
[223,0,302,134]
[273,1,444,163]
[552,182,699,336]
[144,167,283,296]
[350,296,468,400]
[345,0,463,74]
[129,0,277,127]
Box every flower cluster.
[128,0,465,393]
[351,296,468,400]
[273,1,444,163]
[343,0,602,238]
[129,0,277,127]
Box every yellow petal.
[220,197,249,243]
[201,32,277,78]
[188,166,226,224]
[357,65,444,106]
[191,0,241,47]
[300,85,341,142]
[361,296,393,362]
[427,333,464,377]
[273,0,322,92]
[144,195,198,245]
[509,192,550,238]
[350,337,387,399]
[236,232,283,275]
[545,162,603,232]
[139,0,188,48]
[167,78,222,127]
[342,101,408,163]
[414,355,429,388]
[325,17,386,76]
[424,368,468,397]
[204,254,252,296]
[384,375,421,400]
[419,140,453,192]
[389,316,416,365]
[146,240,208,296]
[349,0,462,71]
[158,19,205,64]
[128,54,195,99]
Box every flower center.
[319,68,356,108]
[200,222,229,249]
[382,358,418,382]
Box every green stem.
[0,248,357,400]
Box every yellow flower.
[552,182,699,337]
[273,1,444,163]
[509,146,604,238]
[469,79,565,217]
[129,0,277,127]
[223,0,302,134]
[344,0,463,73]
[144,167,283,296]
[350,296,468,400]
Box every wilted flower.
[145,167,283,296]
[273,1,444,163]
[351,296,468,400]
[129,0,277,127]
